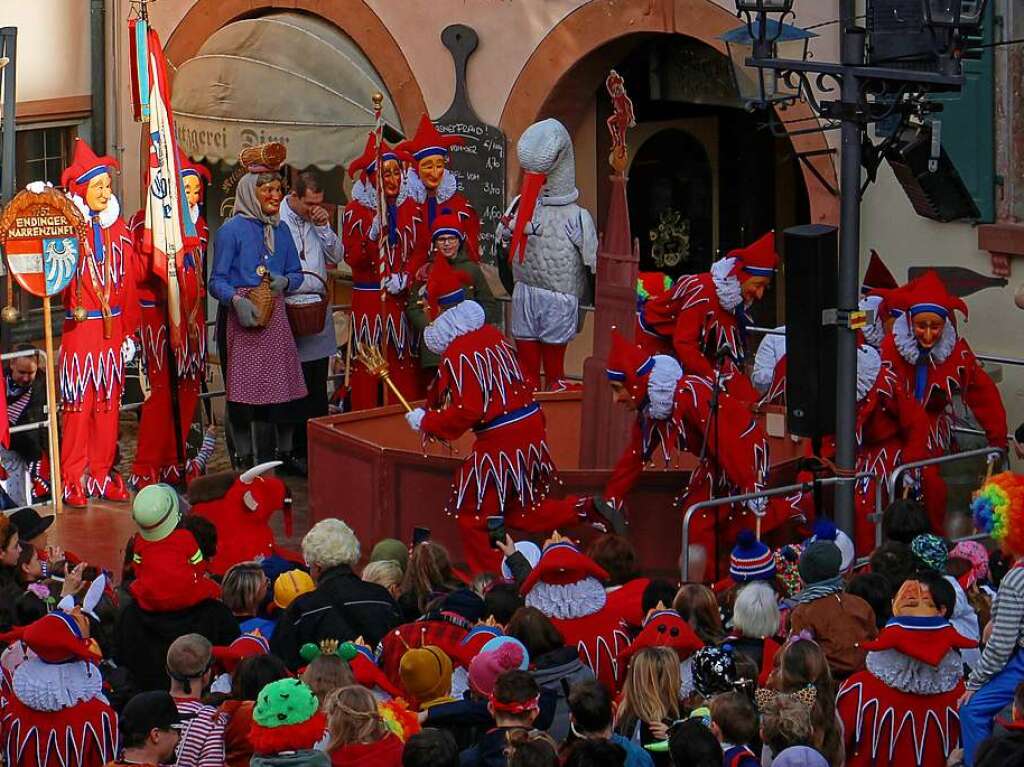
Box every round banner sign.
[0,186,88,298]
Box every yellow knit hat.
[399,645,453,704]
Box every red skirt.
[226,288,307,406]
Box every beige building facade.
[5,0,1023,459]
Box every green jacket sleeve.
[406,279,428,334]
[467,262,501,326]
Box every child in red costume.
[343,133,424,410]
[599,330,797,581]
[398,114,482,263]
[403,258,607,572]
[129,159,211,488]
[642,232,778,403]
[0,591,118,767]
[520,536,630,693]
[59,139,141,506]
[875,270,1007,533]
[837,579,977,767]
[129,483,220,612]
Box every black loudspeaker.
[885,125,981,223]
[784,225,838,440]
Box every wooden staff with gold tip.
[355,342,411,412]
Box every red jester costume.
[837,580,977,767]
[128,159,211,488]
[343,134,423,409]
[851,344,930,554]
[600,331,796,579]
[59,139,141,507]
[403,257,596,572]
[0,600,118,767]
[641,232,778,403]
[399,114,481,263]
[876,271,1007,532]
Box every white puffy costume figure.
[502,118,597,391]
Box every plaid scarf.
[791,576,845,605]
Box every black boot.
[277,452,308,478]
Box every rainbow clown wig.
[972,472,1024,555]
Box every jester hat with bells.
[61,138,119,200]
[605,329,656,404]
[877,270,968,325]
[0,574,107,665]
[347,132,412,184]
[725,231,778,279]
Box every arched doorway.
[628,128,715,275]
[499,0,838,228]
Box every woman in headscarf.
[210,146,305,469]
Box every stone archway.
[499,0,839,226]
[163,0,427,136]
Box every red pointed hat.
[347,132,411,180]
[520,540,609,595]
[426,252,473,315]
[728,231,778,277]
[862,615,977,667]
[617,608,704,667]
[0,610,101,665]
[431,211,467,241]
[398,113,463,161]
[212,632,271,673]
[861,250,898,294]
[61,138,119,197]
[606,329,656,400]
[881,270,968,320]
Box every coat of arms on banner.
[0,185,88,297]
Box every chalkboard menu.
[438,24,507,265]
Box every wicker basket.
[285,270,330,337]
[248,273,276,328]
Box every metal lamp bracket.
[822,307,872,329]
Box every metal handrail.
[887,446,1007,500]
[680,471,876,581]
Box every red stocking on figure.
[516,339,542,392]
[540,343,567,390]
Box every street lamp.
[922,0,988,28]
[720,20,817,107]
[734,0,796,58]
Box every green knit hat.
[370,538,409,572]
[132,484,180,542]
[250,679,326,755]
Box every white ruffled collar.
[12,657,105,712]
[865,648,962,695]
[71,193,120,229]
[189,203,200,225]
[645,355,683,420]
[406,168,458,206]
[423,300,486,355]
[524,577,607,620]
[351,176,409,211]
[857,345,882,402]
[710,257,743,312]
[893,314,957,366]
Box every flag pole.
[372,92,389,406]
[41,295,63,514]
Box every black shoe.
[277,452,308,478]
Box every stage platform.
[309,391,805,577]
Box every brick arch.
[499,0,839,225]
[163,0,427,136]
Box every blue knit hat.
[730,529,777,583]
